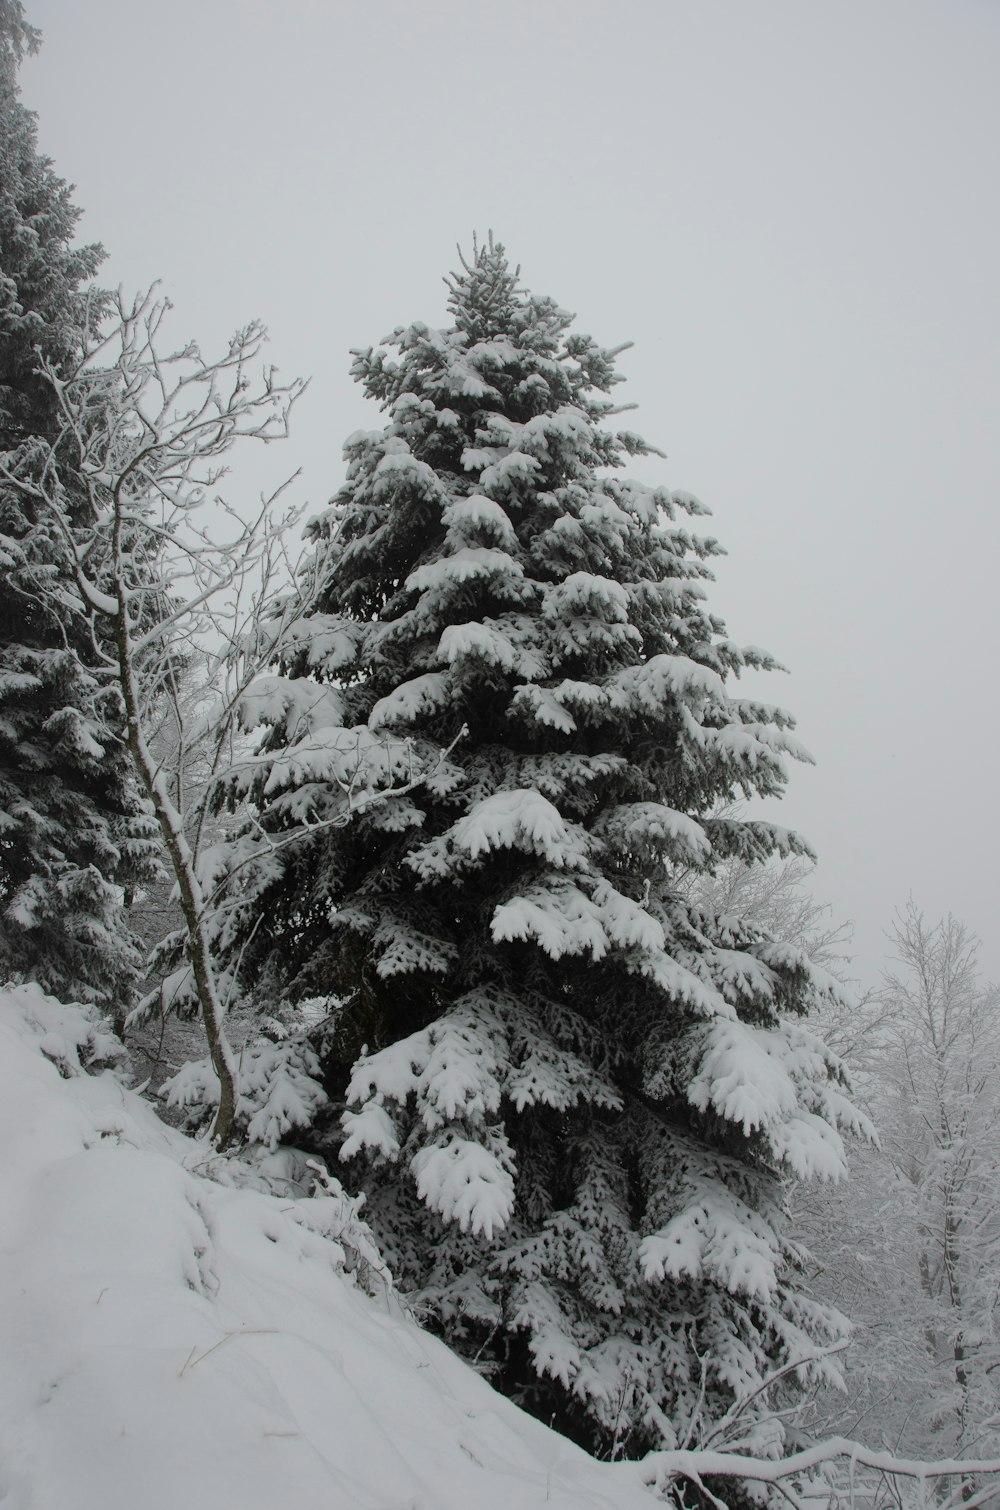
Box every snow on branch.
[627,1437,1000,1510]
[0,285,464,1150]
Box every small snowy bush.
[8,981,127,1078]
[163,1028,327,1151]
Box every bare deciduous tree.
[794,903,1000,1474]
[1,288,450,1147]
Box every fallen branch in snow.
[629,1437,1000,1510]
[178,1328,279,1377]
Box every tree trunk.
[111,507,237,1149]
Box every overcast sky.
[19,0,1000,985]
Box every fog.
[21,0,1000,982]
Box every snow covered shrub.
[6,980,127,1078]
[219,237,868,1456]
[297,1159,395,1304]
[162,1027,327,1149]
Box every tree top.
[443,232,523,342]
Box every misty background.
[20,0,1000,982]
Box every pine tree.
[0,3,153,1008]
[227,238,867,1454]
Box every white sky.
[20,0,1000,985]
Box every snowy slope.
[0,985,659,1510]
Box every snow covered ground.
[0,984,659,1510]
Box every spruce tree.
[0,3,152,1008]
[228,238,866,1454]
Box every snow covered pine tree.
[226,238,867,1456]
[0,2,153,1009]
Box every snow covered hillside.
[0,985,660,1510]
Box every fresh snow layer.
[0,985,659,1510]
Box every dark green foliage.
[0,5,153,1007]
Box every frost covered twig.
[0,287,441,1148]
[303,1160,394,1306]
[698,1340,850,1454]
[211,722,468,899]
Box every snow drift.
[0,984,659,1510]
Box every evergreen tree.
[0,3,153,1008]
[227,238,867,1454]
